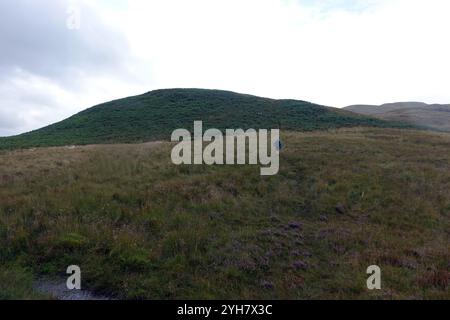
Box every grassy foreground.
[0,128,448,299]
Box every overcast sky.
[1,0,450,136]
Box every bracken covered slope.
[0,89,408,149]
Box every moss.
[56,233,89,250]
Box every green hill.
[1,89,409,150]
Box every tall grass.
[0,128,448,299]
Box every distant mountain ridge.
[0,89,410,150]
[345,102,450,131]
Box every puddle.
[34,279,113,300]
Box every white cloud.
[95,0,450,107]
[1,0,450,136]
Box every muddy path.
[34,279,113,300]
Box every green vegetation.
[0,128,448,299]
[0,89,411,150]
[0,264,47,299]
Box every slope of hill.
[0,128,448,299]
[345,102,450,131]
[0,89,409,150]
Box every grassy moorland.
[0,128,449,299]
[0,89,410,150]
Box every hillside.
[345,102,450,131]
[0,128,448,299]
[0,89,408,150]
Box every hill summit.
[1,89,405,150]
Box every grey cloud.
[0,110,22,133]
[0,0,130,82]
[0,77,68,136]
[0,0,141,136]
